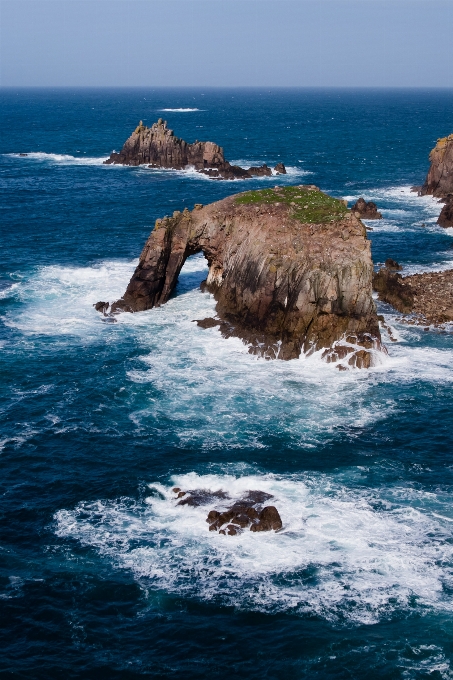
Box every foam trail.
[7,152,109,166]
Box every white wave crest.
[7,152,109,166]
[159,108,203,112]
[54,470,453,625]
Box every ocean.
[1,88,453,679]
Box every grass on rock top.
[235,185,349,224]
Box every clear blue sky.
[1,0,452,88]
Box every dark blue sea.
[1,88,453,679]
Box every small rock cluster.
[172,488,283,536]
[438,195,453,228]
[351,197,382,220]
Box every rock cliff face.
[421,134,453,198]
[100,185,382,366]
[104,119,286,180]
[437,195,453,228]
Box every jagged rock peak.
[420,133,453,198]
[104,119,286,180]
[96,185,383,368]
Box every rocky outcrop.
[351,198,382,220]
[172,488,282,536]
[98,185,382,367]
[420,134,453,198]
[373,266,414,314]
[373,262,453,325]
[438,195,453,228]
[104,119,285,180]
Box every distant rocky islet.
[104,118,287,180]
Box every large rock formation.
[99,185,382,367]
[420,134,453,198]
[104,119,285,180]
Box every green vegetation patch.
[235,185,348,224]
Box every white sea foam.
[6,253,453,450]
[54,469,453,625]
[8,152,109,166]
[159,108,202,112]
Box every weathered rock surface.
[420,134,453,198]
[373,262,453,325]
[351,197,382,220]
[172,488,282,535]
[100,185,382,365]
[104,119,285,180]
[373,266,414,314]
[438,195,453,228]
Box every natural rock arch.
[103,186,382,366]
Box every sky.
[1,0,452,88]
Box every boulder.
[274,163,287,175]
[100,185,382,365]
[438,195,453,228]
[351,197,382,219]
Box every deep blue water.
[1,88,453,679]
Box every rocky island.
[418,133,453,228]
[97,185,383,368]
[105,119,287,180]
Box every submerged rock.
[351,197,382,220]
[104,119,282,181]
[173,488,282,535]
[100,185,382,367]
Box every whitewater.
[1,87,453,680]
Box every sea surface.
[1,88,453,679]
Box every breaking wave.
[7,152,109,166]
[54,469,453,626]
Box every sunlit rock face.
[420,134,453,199]
[102,186,382,366]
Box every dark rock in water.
[102,186,382,366]
[104,119,281,181]
[94,301,109,314]
[247,165,272,177]
[177,489,229,507]
[173,488,282,535]
[438,195,453,228]
[195,317,220,329]
[420,134,453,198]
[351,197,382,220]
[274,163,287,175]
[250,506,283,532]
[372,267,414,314]
[384,258,402,271]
